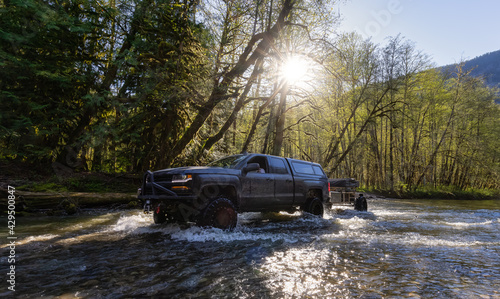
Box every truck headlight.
[172,174,192,183]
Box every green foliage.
[0,0,210,172]
[0,0,498,195]
[1,0,111,161]
[18,181,68,193]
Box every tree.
[161,0,297,167]
[0,0,113,165]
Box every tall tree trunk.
[327,87,392,177]
[199,57,265,157]
[389,112,395,191]
[416,104,457,187]
[164,0,295,167]
[241,84,284,153]
[272,83,288,156]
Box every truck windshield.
[207,155,246,168]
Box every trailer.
[328,178,359,206]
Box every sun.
[281,56,310,85]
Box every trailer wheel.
[197,197,237,230]
[304,197,324,217]
[354,196,368,211]
[153,205,167,224]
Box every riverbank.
[0,161,141,193]
[0,189,138,216]
[0,160,141,216]
[361,187,500,201]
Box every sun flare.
[281,56,310,84]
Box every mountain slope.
[441,49,500,88]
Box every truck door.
[240,155,275,211]
[269,157,294,208]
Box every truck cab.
[138,153,329,230]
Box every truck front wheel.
[153,205,167,224]
[197,197,237,230]
[304,197,324,217]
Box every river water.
[2,199,499,298]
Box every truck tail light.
[328,182,331,192]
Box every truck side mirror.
[242,163,260,175]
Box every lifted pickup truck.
[137,153,329,230]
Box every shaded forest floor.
[0,160,141,193]
[0,160,142,216]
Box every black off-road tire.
[197,197,237,230]
[354,197,368,212]
[304,197,324,217]
[153,205,167,224]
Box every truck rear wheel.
[304,197,324,217]
[197,197,237,230]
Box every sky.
[336,0,500,66]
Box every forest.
[1,0,499,193]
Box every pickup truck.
[137,153,329,230]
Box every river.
[2,199,499,298]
